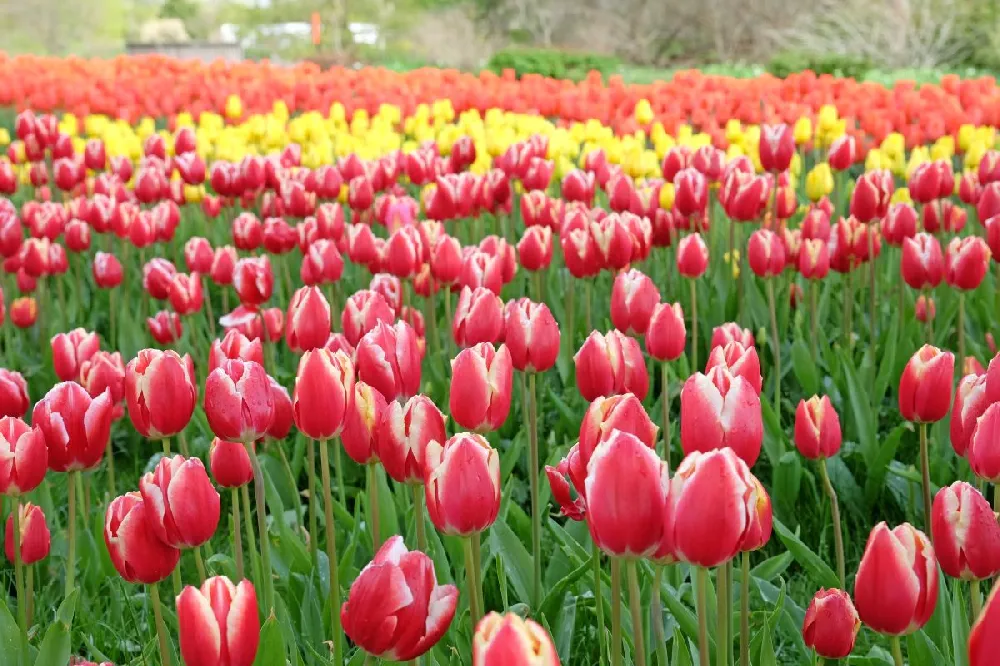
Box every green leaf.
[751,552,794,582]
[950,581,970,666]
[840,350,877,467]
[659,577,706,650]
[773,451,803,515]
[908,629,948,666]
[539,553,591,620]
[864,422,912,506]
[0,597,20,666]
[489,521,533,603]
[772,518,840,590]
[32,591,79,666]
[253,614,287,666]
[756,624,777,666]
[553,593,577,664]
[791,338,820,396]
[672,628,694,666]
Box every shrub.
[486,48,620,81]
[766,50,872,80]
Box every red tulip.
[793,396,842,460]
[574,329,648,401]
[292,349,354,440]
[356,321,422,402]
[33,382,112,472]
[181,238,213,275]
[51,327,100,382]
[424,432,501,536]
[204,360,274,443]
[449,343,513,433]
[0,416,47,495]
[92,252,123,288]
[0,370,29,418]
[148,310,182,345]
[663,448,762,567]
[377,394,446,484]
[386,226,423,278]
[946,236,991,290]
[143,258,176,300]
[341,536,458,660]
[232,212,263,251]
[210,246,237,286]
[562,169,595,205]
[266,378,293,441]
[430,235,463,284]
[882,203,918,246]
[473,612,560,666]
[673,168,708,218]
[168,272,203,316]
[850,170,894,222]
[931,481,1000,580]
[661,146,692,182]
[177,577,260,666]
[680,368,763,467]
[370,274,403,311]
[704,341,762,395]
[503,298,560,373]
[759,124,794,172]
[908,162,944,204]
[140,455,220,549]
[900,233,944,290]
[285,286,332,353]
[65,219,91,252]
[643,301,686,361]
[798,239,830,280]
[342,290,394,347]
[232,256,274,307]
[517,226,552,271]
[105,492,181,584]
[898,345,954,423]
[968,403,1000,482]
[209,330,264,373]
[922,200,967,235]
[827,135,857,171]
[951,373,989,457]
[853,522,938,635]
[720,172,770,222]
[609,269,660,336]
[125,349,197,439]
[9,298,35,329]
[748,228,786,278]
[802,589,860,660]
[579,393,657,466]
[452,286,505,347]
[676,233,708,278]
[970,578,1000,665]
[209,438,253,489]
[545,443,587,521]
[342,381,387,465]
[4,502,49,565]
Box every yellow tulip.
[794,117,813,145]
[905,147,930,179]
[805,163,834,201]
[659,182,676,210]
[965,141,987,171]
[891,187,912,204]
[817,105,839,132]
[865,148,887,171]
[725,119,743,144]
[224,95,243,121]
[931,136,955,161]
[635,99,654,126]
[0,129,9,147]
[183,185,205,203]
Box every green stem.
[972,579,984,620]
[661,362,671,471]
[247,445,275,613]
[690,280,698,372]
[193,546,208,583]
[810,281,818,360]
[334,438,347,506]
[566,274,576,358]
[25,566,32,627]
[593,541,608,665]
[585,278,593,332]
[13,501,26,666]
[818,459,846,588]
[919,423,932,533]
[890,636,903,666]
[105,438,116,499]
[368,463,381,552]
[740,553,750,666]
[767,279,781,424]
[652,567,669,666]
[528,372,542,610]
[472,531,485,616]
[868,230,877,341]
[464,537,481,622]
[696,567,710,666]
[319,439,344,666]
[65,470,77,598]
[232,488,244,580]
[610,558,623,666]
[958,292,966,369]
[627,561,647,666]
[716,565,729,666]
[241,484,262,593]
[150,584,173,666]
[427,288,439,359]
[412,483,426,552]
[162,437,171,456]
[307,439,319,563]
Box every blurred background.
[2,0,1000,83]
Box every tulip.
[899,345,954,423]
[0,369,29,418]
[449,343,513,433]
[50,328,100,382]
[850,170,894,222]
[292,349,355,441]
[720,172,770,221]
[342,381,386,466]
[802,589,860,660]
[209,329,264,373]
[209,439,253,488]
[915,295,936,323]
[143,258,177,300]
[147,310,182,345]
[503,299,560,373]
[105,492,181,584]
[125,349,197,440]
[341,536,458,661]
[184,237,214,273]
[139,454,220,550]
[969,403,1000,482]
[204,360,274,443]
[676,232,709,278]
[378,394,446,484]
[680,369,763,467]
[854,522,938,635]
[951,373,989,457]
[93,252,125,289]
[355,320,422,402]
[946,236,991,291]
[759,124,794,172]
[453,286,505,347]
[342,290,394,347]
[575,330,648,402]
[673,168,708,219]
[664,448,762,567]
[0,417,47,496]
[301,239,345,286]
[793,396,842,460]
[900,233,944,291]
[645,302,686,362]
[748,228,786,278]
[232,256,273,307]
[285,286,332,353]
[33,382,113,472]
[970,578,1000,666]
[177,577,260,666]
[579,393,658,466]
[265,378,292,441]
[610,269,660,336]
[704,342,763,395]
[931,481,1000,580]
[5,503,49,565]
[805,163,834,202]
[10,298,36,329]
[882,203,918,246]
[473,612,560,666]
[424,432,501,536]
[517,226,553,271]
[923,200,967,234]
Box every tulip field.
[7,54,1000,666]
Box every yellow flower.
[965,141,987,171]
[891,187,912,204]
[805,163,834,201]
[0,129,9,146]
[931,136,954,161]
[183,185,205,203]
[224,95,243,121]
[905,146,930,179]
[635,99,654,126]
[794,117,813,145]
[865,149,887,171]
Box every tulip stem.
[13,501,27,666]
[105,438,117,499]
[232,488,244,580]
[627,561,647,666]
[566,272,576,355]
[689,280,698,371]
[919,422,933,533]
[809,281,818,364]
[412,483,427,552]
[193,546,208,583]
[149,584,173,666]
[162,437,171,456]
[472,531,485,616]
[652,566,668,666]
[367,463,381,552]
[25,566,32,627]
[306,440,319,563]
[240,484,263,594]
[585,278,593,332]
[890,636,903,666]
[972,580,983,620]
[65,470,77,598]
[716,565,729,666]
[740,552,750,666]
[427,288,439,358]
[318,439,344,666]
[696,567,710,666]
[593,541,608,665]
[843,270,853,347]
[767,279,781,423]
[247,444,275,613]
[817,459,845,588]
[958,292,966,369]
[610,558,623,666]
[527,371,542,610]
[868,230,877,342]
[463,536,481,622]
[333,438,347,507]
[661,362,671,471]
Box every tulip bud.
[951,373,989,457]
[748,228,786,278]
[147,310,182,345]
[704,342,763,395]
[4,502,50,565]
[177,577,260,666]
[970,578,1000,665]
[50,328,100,382]
[676,233,709,278]
[898,345,954,423]
[931,481,1000,580]
[341,381,387,466]
[853,522,938,635]
[968,403,1000,482]
[92,252,124,289]
[341,536,458,660]
[449,343,513,433]
[945,236,991,291]
[610,269,660,336]
[453,286,505,347]
[517,226,552,272]
[291,349,354,440]
[33,382,113,472]
[664,448,762,567]
[125,349,197,440]
[10,298,36,329]
[204,360,274,443]
[850,170,894,222]
[0,370,29,419]
[574,330,647,402]
[900,233,944,291]
[680,369,763,467]
[209,438,253,488]
[356,321,422,402]
[579,393,658,467]
[793,396,842,460]
[424,432,501,536]
[0,416,47,495]
[673,168,708,218]
[645,302,686,362]
[140,455,220,549]
[473,612,560,666]
[759,124,795,172]
[232,256,274,307]
[105,492,181,584]
[208,329,264,374]
[802,589,860,660]
[284,286,332,353]
[503,299,560,373]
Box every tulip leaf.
[253,614,286,666]
[790,338,819,396]
[553,593,577,664]
[756,624,777,666]
[750,552,794,582]
[908,629,948,666]
[671,627,694,666]
[773,451,803,517]
[772,518,839,590]
[864,422,912,507]
[0,597,20,666]
[839,350,877,467]
[658,577,706,649]
[489,520,533,604]
[950,582,970,666]
[539,552,591,620]
[33,591,78,666]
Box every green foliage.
[486,48,620,81]
[766,50,873,80]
